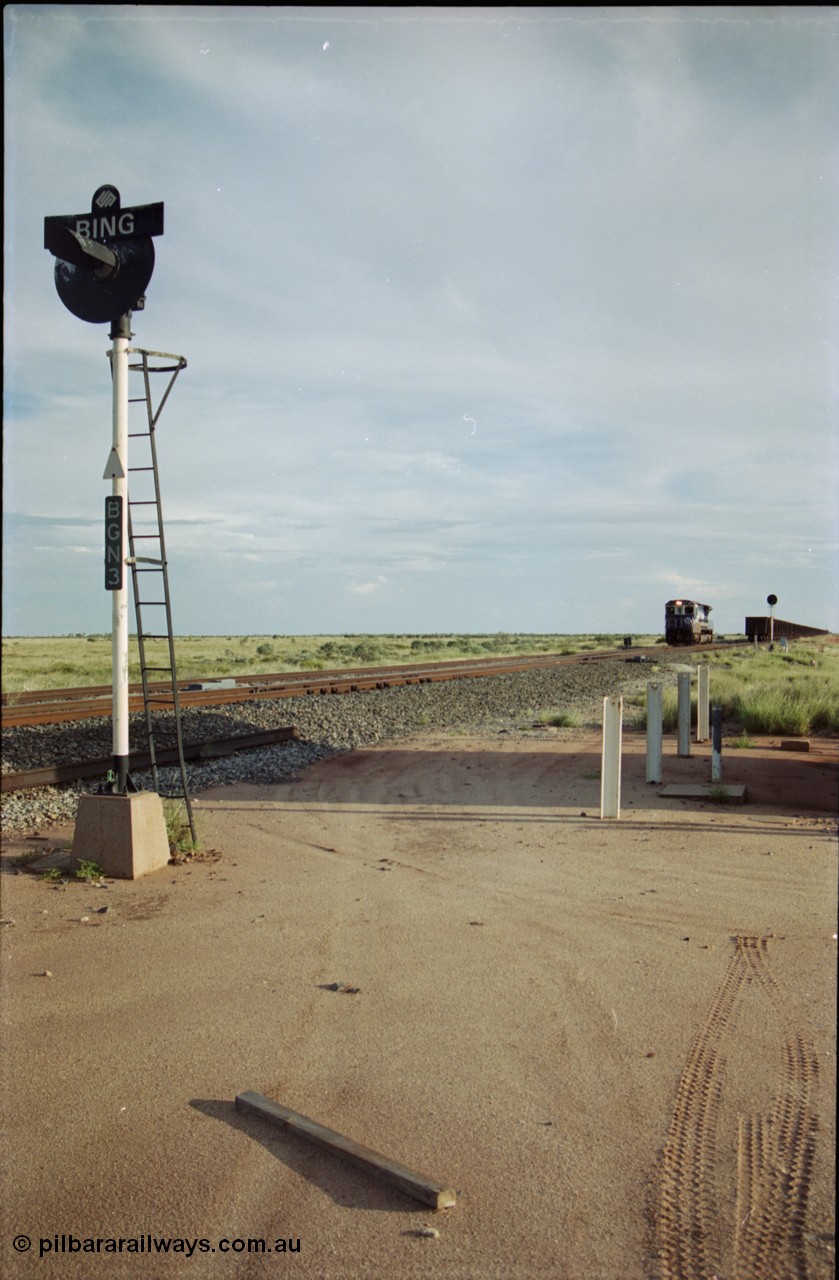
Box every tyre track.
[654,936,820,1280]
[735,1033,819,1280]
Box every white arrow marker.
[103,446,125,480]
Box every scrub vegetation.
[2,633,837,737]
[1,632,658,691]
[657,640,839,737]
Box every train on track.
[664,599,829,646]
[664,599,714,646]
[744,616,829,643]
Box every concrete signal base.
[71,791,171,880]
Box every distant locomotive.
[665,599,714,645]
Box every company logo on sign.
[44,185,164,248]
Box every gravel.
[1,658,683,837]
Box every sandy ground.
[1,730,836,1280]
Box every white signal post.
[109,314,131,791]
[44,185,173,877]
[45,185,163,794]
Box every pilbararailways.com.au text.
[22,1234,301,1259]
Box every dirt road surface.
[1,731,836,1279]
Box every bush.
[650,644,839,737]
[539,710,583,728]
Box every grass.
[3,632,836,739]
[40,859,105,883]
[163,800,199,856]
[73,858,106,882]
[1,633,660,692]
[651,640,839,737]
[536,710,584,729]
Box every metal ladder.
[124,347,196,843]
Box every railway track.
[1,644,732,730]
[1,644,738,796]
[1,727,300,794]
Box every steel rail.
[1,726,299,794]
[1,650,599,709]
[1,644,740,729]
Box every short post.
[697,665,709,742]
[711,705,722,781]
[646,681,662,784]
[677,671,692,757]
[601,695,623,819]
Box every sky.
[4,5,838,639]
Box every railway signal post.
[767,594,778,647]
[43,186,170,878]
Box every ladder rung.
[129,499,158,506]
[128,465,154,472]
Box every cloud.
[4,6,836,635]
[350,575,388,596]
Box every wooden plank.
[235,1091,456,1210]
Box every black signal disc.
[54,237,155,324]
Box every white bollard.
[711,705,722,781]
[601,695,623,819]
[697,665,709,742]
[646,681,662,784]
[677,671,692,757]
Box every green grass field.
[647,640,839,737]
[0,632,658,692]
[2,633,837,737]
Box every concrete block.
[780,739,810,752]
[659,783,747,804]
[71,791,171,880]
